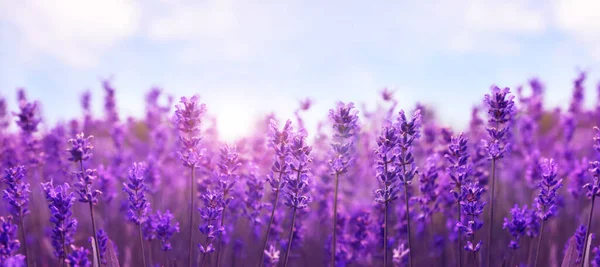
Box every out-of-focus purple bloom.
[592,246,600,267]
[13,100,40,135]
[243,163,267,235]
[526,207,540,238]
[103,80,119,124]
[264,245,280,267]
[266,119,293,192]
[536,158,562,221]
[198,190,224,254]
[3,166,30,216]
[67,133,94,162]
[0,98,9,131]
[283,131,312,210]
[456,183,486,252]
[154,210,180,251]
[2,254,25,267]
[574,225,587,264]
[73,169,101,204]
[66,246,91,267]
[395,109,421,185]
[569,158,589,199]
[41,181,78,259]
[175,96,207,168]
[418,155,439,222]
[393,243,410,265]
[569,71,586,114]
[350,210,372,256]
[123,162,149,225]
[373,125,400,204]
[0,216,21,261]
[484,86,515,159]
[94,229,108,264]
[503,204,528,250]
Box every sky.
[1,0,600,140]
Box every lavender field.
[1,74,600,267]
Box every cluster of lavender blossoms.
[3,73,600,267]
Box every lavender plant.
[122,162,149,267]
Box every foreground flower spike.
[583,127,600,267]
[573,225,588,264]
[328,102,359,267]
[215,144,241,267]
[534,158,562,267]
[13,96,42,165]
[123,162,149,267]
[503,204,528,266]
[67,133,101,266]
[456,183,486,266]
[3,166,30,263]
[282,130,312,267]
[392,244,410,266]
[483,86,515,266]
[66,246,91,267]
[42,181,78,264]
[174,95,207,267]
[445,132,471,266]
[395,109,421,267]
[96,229,108,265]
[198,190,224,267]
[373,124,400,267]
[259,119,293,267]
[0,216,22,262]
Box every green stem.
[18,210,29,267]
[384,200,388,267]
[258,170,284,267]
[533,215,546,267]
[81,160,101,267]
[457,185,462,267]
[216,190,228,267]
[283,208,297,267]
[139,224,147,267]
[487,158,496,266]
[332,172,340,267]
[582,196,596,267]
[188,166,196,267]
[401,148,413,267]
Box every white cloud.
[552,0,600,60]
[0,0,141,67]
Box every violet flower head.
[67,246,91,267]
[264,245,280,267]
[503,204,528,250]
[393,244,410,265]
[243,163,266,230]
[536,158,562,221]
[122,162,149,225]
[456,183,486,252]
[373,125,400,204]
[154,210,180,251]
[569,71,586,114]
[446,133,472,187]
[574,224,587,264]
[2,254,25,267]
[283,130,312,210]
[381,88,395,102]
[0,216,21,261]
[266,119,293,192]
[13,100,40,134]
[41,181,78,259]
[395,109,421,185]
[418,155,439,222]
[73,168,101,204]
[67,133,94,162]
[483,86,515,159]
[593,246,600,267]
[328,102,359,175]
[103,80,119,123]
[198,190,224,253]
[95,229,108,264]
[0,98,9,131]
[174,95,207,167]
[215,144,241,208]
[3,166,30,216]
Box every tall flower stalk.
[259,119,293,266]
[174,96,207,267]
[533,158,562,267]
[0,216,24,263]
[198,190,224,267]
[584,128,600,267]
[483,86,515,266]
[215,145,241,267]
[395,109,421,267]
[41,181,78,267]
[445,133,471,266]
[456,183,486,267]
[328,102,359,266]
[373,125,400,267]
[122,162,150,267]
[2,165,30,264]
[282,130,312,267]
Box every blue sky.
[1,0,600,140]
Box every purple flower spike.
[96,229,108,264]
[67,133,94,162]
[503,205,528,250]
[175,95,207,168]
[154,210,180,251]
[592,246,600,267]
[13,100,40,134]
[0,216,21,261]
[264,245,280,267]
[3,166,30,217]
[483,86,515,160]
[42,181,78,259]
[536,158,562,221]
[456,183,486,252]
[66,246,91,267]
[123,162,149,225]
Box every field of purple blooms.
[1,73,600,267]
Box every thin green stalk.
[384,200,388,267]
[486,158,496,266]
[332,172,340,267]
[18,210,29,267]
[471,214,478,267]
[139,224,147,267]
[283,208,297,267]
[401,148,413,267]
[216,189,229,267]
[457,185,462,267]
[188,166,196,267]
[533,213,546,267]
[582,196,596,267]
[80,160,101,267]
[258,170,284,267]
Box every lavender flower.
[66,246,91,267]
[264,245,280,267]
[13,100,40,135]
[198,190,224,258]
[574,225,587,264]
[123,162,149,225]
[533,158,562,267]
[484,86,515,160]
[592,246,600,267]
[456,183,486,253]
[503,205,528,250]
[41,181,78,260]
[215,144,241,266]
[175,95,207,168]
[569,71,586,114]
[67,133,93,162]
[392,244,410,266]
[0,216,21,261]
[3,166,30,217]
[3,254,25,267]
[154,210,180,251]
